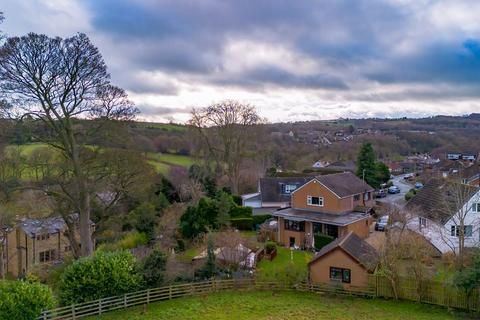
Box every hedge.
[253,214,272,227]
[58,250,143,305]
[229,217,254,230]
[314,233,334,251]
[229,206,253,218]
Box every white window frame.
[451,225,473,237]
[307,196,324,207]
[284,184,297,194]
[472,203,480,213]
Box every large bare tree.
[0,33,138,256]
[189,100,262,194]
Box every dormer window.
[307,196,324,206]
[284,184,298,194]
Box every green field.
[89,290,470,320]
[256,247,313,282]
[134,122,187,132]
[4,143,196,177]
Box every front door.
[289,237,296,247]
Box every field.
[256,247,313,282]
[5,143,196,177]
[89,290,471,320]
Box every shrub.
[229,217,254,230]
[314,233,334,251]
[229,206,253,218]
[231,195,242,206]
[132,203,158,242]
[253,214,272,227]
[58,251,143,305]
[139,250,167,288]
[0,280,55,320]
[265,241,277,254]
[405,188,417,201]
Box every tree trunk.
[0,244,5,279]
[78,178,93,256]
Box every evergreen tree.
[215,191,233,229]
[356,142,378,188]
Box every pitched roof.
[308,231,377,271]
[16,214,94,238]
[326,160,356,172]
[259,177,313,203]
[405,179,479,224]
[314,172,374,198]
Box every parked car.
[388,186,400,194]
[375,189,387,198]
[415,182,424,189]
[375,215,390,232]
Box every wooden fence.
[372,275,480,311]
[38,276,479,319]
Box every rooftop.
[405,179,479,224]
[259,177,313,203]
[313,172,374,198]
[272,207,370,226]
[309,231,377,272]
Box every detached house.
[273,172,374,249]
[2,215,94,278]
[405,179,480,254]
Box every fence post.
[123,294,127,309]
[169,285,172,299]
[42,311,47,320]
[71,304,76,320]
[99,298,103,315]
[147,289,151,304]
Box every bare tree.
[189,100,262,194]
[0,33,138,256]
[436,182,479,269]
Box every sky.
[2,0,480,123]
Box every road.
[376,173,412,207]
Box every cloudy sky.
[2,0,480,122]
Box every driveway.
[376,174,412,208]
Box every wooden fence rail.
[38,276,478,319]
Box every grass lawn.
[256,247,313,282]
[146,153,196,175]
[89,290,471,320]
[176,247,202,263]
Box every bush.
[58,251,143,305]
[405,188,417,201]
[229,206,253,218]
[231,195,242,206]
[139,250,167,288]
[0,280,55,320]
[229,217,254,230]
[314,233,334,251]
[265,241,277,254]
[253,214,272,227]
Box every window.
[39,249,56,263]
[36,234,50,241]
[353,194,360,201]
[284,220,305,232]
[364,192,370,201]
[307,196,324,206]
[330,267,351,283]
[419,217,427,228]
[284,184,297,194]
[451,225,473,237]
[472,203,480,213]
